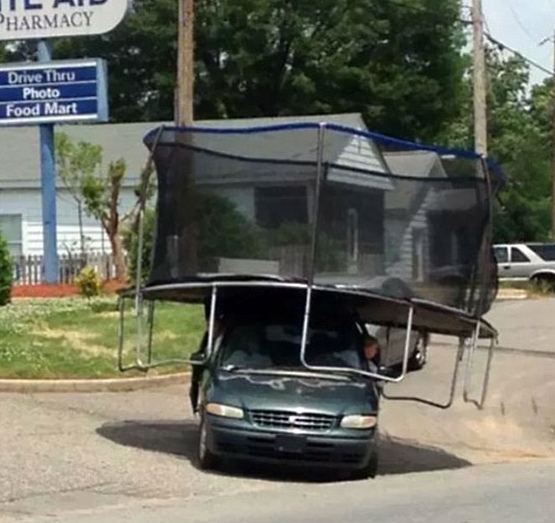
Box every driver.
[362,333,381,373]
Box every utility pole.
[175,0,198,274]
[176,0,194,125]
[538,32,555,240]
[551,30,555,240]
[472,0,487,156]
[469,0,489,318]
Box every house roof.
[383,150,446,211]
[384,150,441,179]
[0,113,369,189]
[146,112,394,191]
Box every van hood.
[209,370,378,414]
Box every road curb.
[0,372,191,393]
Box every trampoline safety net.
[142,122,504,317]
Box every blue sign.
[0,58,108,125]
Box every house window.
[0,214,23,256]
[412,227,426,280]
[347,208,359,262]
[255,186,308,229]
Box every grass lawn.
[0,296,205,379]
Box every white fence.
[10,253,119,285]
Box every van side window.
[510,247,530,263]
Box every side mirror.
[189,352,207,367]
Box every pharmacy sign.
[0,0,129,40]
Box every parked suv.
[493,243,555,288]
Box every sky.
[476,0,555,86]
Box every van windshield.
[217,321,364,371]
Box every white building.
[0,121,154,257]
[1,112,459,288]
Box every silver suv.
[493,243,555,287]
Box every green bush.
[270,222,344,272]
[74,266,102,298]
[196,191,267,264]
[123,192,268,284]
[0,230,12,306]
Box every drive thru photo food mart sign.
[0,0,129,40]
[0,59,108,124]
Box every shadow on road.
[96,419,471,482]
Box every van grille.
[249,410,336,431]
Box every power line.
[483,30,553,76]
[481,9,492,36]
[383,0,553,77]
[506,0,537,43]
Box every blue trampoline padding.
[142,121,507,183]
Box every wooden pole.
[468,0,488,316]
[472,0,487,156]
[176,0,194,125]
[175,0,198,274]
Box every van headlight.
[340,414,378,429]
[205,402,244,419]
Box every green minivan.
[190,288,388,479]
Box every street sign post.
[0,59,109,125]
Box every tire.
[408,334,428,371]
[197,416,221,471]
[350,451,379,480]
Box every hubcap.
[415,338,427,364]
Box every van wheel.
[351,451,379,480]
[408,335,428,371]
[197,416,220,471]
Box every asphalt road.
[4,460,555,523]
[0,298,553,522]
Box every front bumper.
[205,416,376,470]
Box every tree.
[55,132,103,256]
[442,48,551,242]
[123,192,268,284]
[49,0,465,140]
[55,132,155,281]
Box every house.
[0,113,391,259]
[1,113,400,283]
[0,121,153,258]
[382,150,448,282]
[142,114,396,282]
[382,149,492,308]
[1,112,481,291]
